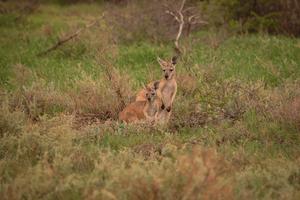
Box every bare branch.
[191,20,209,25]
[166,0,186,58]
[165,10,180,22]
[166,0,208,60]
[179,0,187,12]
[188,15,198,23]
[174,9,184,56]
[37,18,101,57]
[188,15,208,25]
[183,6,195,13]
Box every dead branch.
[165,10,180,22]
[37,19,99,57]
[179,0,186,13]
[175,0,186,56]
[187,14,208,36]
[183,6,195,13]
[166,0,186,58]
[166,0,209,56]
[188,15,208,25]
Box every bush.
[7,63,134,122]
[201,0,300,35]
[103,0,300,41]
[69,69,134,122]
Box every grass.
[0,3,300,200]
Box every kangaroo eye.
[163,69,166,72]
[170,69,173,72]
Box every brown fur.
[119,101,147,123]
[156,77,177,123]
[136,81,160,101]
[120,87,161,123]
[135,57,177,123]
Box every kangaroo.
[119,86,161,123]
[136,57,177,123]
[136,81,160,101]
[156,57,177,123]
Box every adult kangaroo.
[136,57,177,123]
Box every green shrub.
[201,0,300,35]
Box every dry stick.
[187,15,208,36]
[37,20,99,57]
[166,0,208,56]
[166,0,186,57]
[166,0,209,76]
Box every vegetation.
[0,1,300,199]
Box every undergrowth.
[0,3,299,200]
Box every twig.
[166,0,209,55]
[165,10,180,22]
[188,15,208,25]
[166,0,186,58]
[179,0,186,12]
[183,6,195,13]
[186,15,208,36]
[37,19,99,57]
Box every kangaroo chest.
[146,107,157,117]
[161,80,177,101]
[145,102,158,117]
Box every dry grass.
[0,3,299,199]
[0,109,234,200]
[7,63,134,125]
[0,97,25,138]
[1,64,300,200]
[271,82,300,130]
[70,70,133,121]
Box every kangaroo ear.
[171,56,177,65]
[145,85,151,91]
[153,81,160,90]
[157,57,166,68]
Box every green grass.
[1,4,299,88]
[0,3,300,200]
